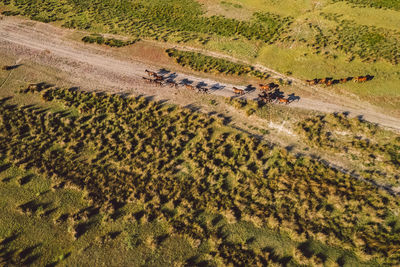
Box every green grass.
[321,2,400,30]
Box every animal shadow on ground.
[166,72,178,80]
[245,84,256,92]
[271,89,285,98]
[0,96,13,104]
[366,75,374,81]
[209,83,225,91]
[196,81,208,88]
[180,78,193,85]
[157,68,170,75]
[287,93,300,102]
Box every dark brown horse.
[185,84,196,91]
[277,97,289,104]
[142,77,153,83]
[145,69,158,77]
[233,87,245,95]
[153,74,164,81]
[354,76,367,82]
[306,79,318,85]
[166,80,178,88]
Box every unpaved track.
[1,16,399,131]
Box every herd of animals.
[143,69,209,93]
[306,75,374,86]
[143,69,296,104]
[143,69,374,105]
[233,83,294,104]
[1,65,373,106]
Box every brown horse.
[153,80,163,87]
[166,80,178,88]
[142,77,153,83]
[306,79,318,85]
[259,84,272,91]
[233,87,245,95]
[277,97,289,105]
[145,69,158,77]
[185,84,196,91]
[354,76,367,82]
[199,87,209,94]
[258,93,273,103]
[153,74,164,81]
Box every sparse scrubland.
[0,83,399,265]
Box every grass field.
[1,60,400,264]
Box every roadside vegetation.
[166,48,270,79]
[0,82,400,265]
[81,34,140,47]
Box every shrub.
[167,48,270,79]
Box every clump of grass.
[224,97,259,116]
[81,34,140,47]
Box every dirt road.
[1,16,399,131]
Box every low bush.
[167,48,270,79]
[81,35,140,47]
